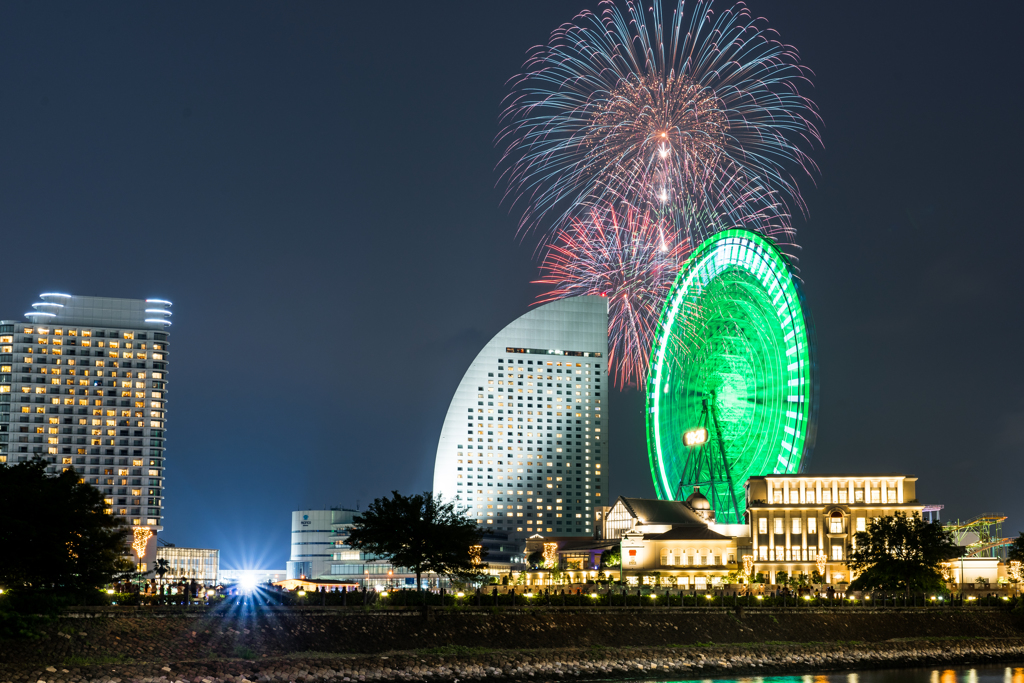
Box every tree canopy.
[0,462,127,594]
[345,491,487,588]
[600,548,620,568]
[847,512,959,593]
[1008,532,1024,564]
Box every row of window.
[755,513,873,535]
[757,545,845,561]
[4,347,165,360]
[9,328,168,341]
[762,488,900,504]
[658,551,736,567]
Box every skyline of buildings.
[0,293,170,540]
[432,295,609,538]
[1,290,1004,584]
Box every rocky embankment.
[7,639,1024,683]
[2,607,1023,683]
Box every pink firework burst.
[536,204,691,388]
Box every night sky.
[1,2,1021,569]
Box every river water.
[632,664,1024,682]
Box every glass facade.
[156,546,218,585]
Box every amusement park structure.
[946,513,1012,558]
[646,230,817,525]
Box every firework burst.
[535,204,691,388]
[498,0,820,247]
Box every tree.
[775,570,789,587]
[0,462,127,595]
[152,558,171,602]
[600,548,621,567]
[847,512,959,593]
[527,551,544,569]
[153,558,170,582]
[345,491,487,590]
[1008,532,1024,563]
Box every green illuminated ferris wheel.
[646,230,817,524]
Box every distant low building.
[220,569,287,585]
[155,546,219,585]
[274,577,359,592]
[290,507,526,587]
[288,509,346,580]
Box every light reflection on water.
[638,664,1024,683]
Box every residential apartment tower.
[0,293,171,534]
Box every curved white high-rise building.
[433,296,609,537]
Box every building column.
[801,510,808,562]
[784,510,791,562]
[752,514,759,559]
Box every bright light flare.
[683,427,708,447]
[239,574,258,593]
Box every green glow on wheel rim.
[646,230,816,523]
